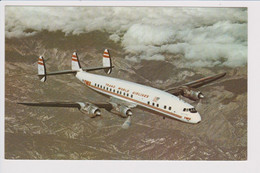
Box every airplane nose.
[188,114,201,124]
[196,113,201,123]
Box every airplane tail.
[37,49,114,82]
[72,49,113,73]
[38,56,47,82]
[103,49,112,74]
[71,52,81,70]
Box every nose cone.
[195,113,201,123]
[190,113,201,124]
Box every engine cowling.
[180,86,204,101]
[77,102,101,118]
[114,105,133,118]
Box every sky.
[5,7,247,67]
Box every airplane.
[18,49,226,128]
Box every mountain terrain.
[5,31,247,160]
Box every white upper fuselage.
[76,70,201,123]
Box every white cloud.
[5,7,247,67]
[122,24,174,46]
[109,33,121,43]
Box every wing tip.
[17,102,28,105]
[220,72,227,78]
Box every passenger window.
[169,107,172,111]
[123,92,125,96]
[97,84,99,87]
[157,104,159,107]
[110,88,112,92]
[164,105,166,109]
[131,95,133,98]
[148,101,150,105]
[113,89,115,92]
[127,93,129,97]
[152,103,155,106]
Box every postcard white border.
[1,1,259,173]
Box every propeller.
[196,98,203,111]
[121,116,131,129]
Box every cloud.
[5,7,247,67]
[109,33,121,43]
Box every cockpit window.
[189,108,197,113]
[183,108,197,113]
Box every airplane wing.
[165,72,226,96]
[18,102,81,108]
[109,97,137,108]
[18,101,112,108]
[18,101,113,117]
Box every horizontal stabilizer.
[82,66,114,72]
[36,50,114,82]
[37,55,79,82]
[44,69,79,76]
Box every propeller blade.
[196,99,203,110]
[121,116,131,129]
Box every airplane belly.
[137,105,184,121]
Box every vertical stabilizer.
[38,56,46,82]
[103,49,112,74]
[72,52,81,70]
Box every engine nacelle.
[180,86,204,101]
[113,104,133,118]
[77,102,101,118]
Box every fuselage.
[76,69,201,123]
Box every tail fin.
[37,51,114,83]
[37,54,78,82]
[103,49,112,74]
[72,52,81,70]
[38,56,47,82]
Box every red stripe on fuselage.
[103,55,110,58]
[87,83,182,119]
[38,62,44,65]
